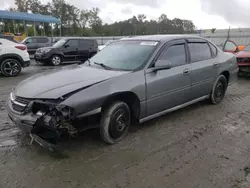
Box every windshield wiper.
[94,62,113,70]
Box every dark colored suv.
[34,38,98,65]
[22,36,53,55]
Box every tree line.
[4,0,196,36]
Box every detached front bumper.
[7,98,37,133]
[6,98,62,150]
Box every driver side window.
[157,44,186,67]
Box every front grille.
[12,102,26,112]
[11,96,32,112]
[237,58,250,62]
[15,96,31,105]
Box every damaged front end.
[8,94,79,151]
[30,101,78,150]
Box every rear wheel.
[50,55,61,66]
[210,75,228,104]
[0,59,22,77]
[100,101,131,144]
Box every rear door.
[37,37,50,48]
[62,39,79,61]
[188,39,218,100]
[145,39,192,116]
[78,39,93,61]
[223,40,238,53]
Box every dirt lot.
[1,61,250,188]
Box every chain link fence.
[87,28,250,49]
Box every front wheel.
[0,59,22,77]
[100,101,131,144]
[50,55,61,66]
[210,75,228,104]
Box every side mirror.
[152,60,172,71]
[64,44,69,48]
[25,41,30,44]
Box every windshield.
[53,39,66,48]
[243,45,250,52]
[90,40,158,71]
[105,40,113,45]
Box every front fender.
[60,70,146,116]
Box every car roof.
[62,37,96,40]
[120,34,206,42]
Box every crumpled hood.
[14,65,127,99]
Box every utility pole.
[227,26,231,40]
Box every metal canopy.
[0,10,60,24]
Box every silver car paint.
[9,35,238,123]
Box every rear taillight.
[15,45,27,51]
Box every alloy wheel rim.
[3,60,20,76]
[214,81,224,102]
[52,56,60,65]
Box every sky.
[0,0,249,29]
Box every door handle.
[213,62,219,67]
[183,68,190,74]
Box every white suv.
[0,38,30,77]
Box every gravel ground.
[1,61,250,188]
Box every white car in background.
[0,38,30,77]
[98,40,114,51]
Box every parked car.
[7,35,238,151]
[34,37,98,66]
[21,36,53,55]
[0,38,30,77]
[234,44,250,73]
[222,40,244,53]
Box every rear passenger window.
[80,40,93,46]
[209,43,218,57]
[159,44,186,67]
[37,38,49,43]
[188,42,212,62]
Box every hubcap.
[109,108,129,140]
[214,81,225,102]
[3,60,20,76]
[52,56,61,65]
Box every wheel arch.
[220,70,230,83]
[102,91,141,122]
[0,54,23,66]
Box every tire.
[100,101,131,144]
[0,59,22,77]
[210,75,228,104]
[50,55,61,66]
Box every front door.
[62,39,79,61]
[145,39,192,116]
